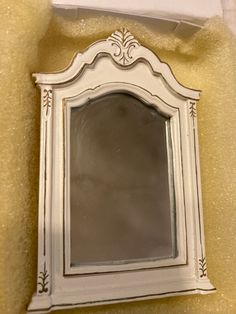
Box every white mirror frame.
[28,29,215,313]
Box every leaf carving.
[189,101,197,118]
[108,28,140,65]
[199,256,207,278]
[43,89,52,117]
[37,262,49,293]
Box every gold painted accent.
[43,89,52,117]
[37,262,49,294]
[199,257,207,278]
[189,101,197,118]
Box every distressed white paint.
[28,29,215,314]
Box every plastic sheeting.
[53,0,223,26]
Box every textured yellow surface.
[0,1,51,313]
[0,2,236,314]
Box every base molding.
[28,279,216,313]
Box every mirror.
[29,29,215,313]
[70,93,176,266]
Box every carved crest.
[108,28,140,65]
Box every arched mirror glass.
[70,93,176,266]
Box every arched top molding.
[33,28,200,100]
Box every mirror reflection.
[70,93,176,266]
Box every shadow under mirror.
[70,93,176,266]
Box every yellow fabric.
[0,2,236,313]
